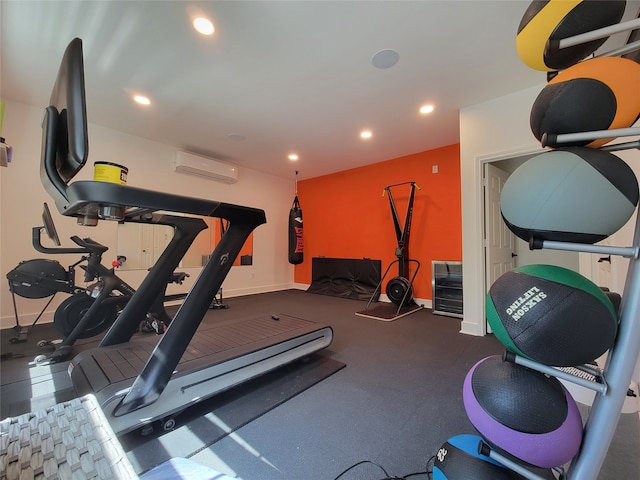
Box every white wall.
[460,83,545,337]
[460,84,640,384]
[0,100,296,329]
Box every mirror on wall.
[116,217,253,271]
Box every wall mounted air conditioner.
[174,151,239,184]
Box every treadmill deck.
[72,314,322,393]
[69,313,333,433]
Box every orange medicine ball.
[530,57,640,148]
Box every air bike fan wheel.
[386,275,413,306]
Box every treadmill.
[41,38,333,434]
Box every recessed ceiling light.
[288,154,299,161]
[133,94,151,106]
[360,130,373,139]
[372,49,400,69]
[193,17,214,35]
[420,104,435,114]
[228,133,246,142]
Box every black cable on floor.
[332,457,433,480]
[425,454,435,477]
[333,460,392,480]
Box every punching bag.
[288,195,303,264]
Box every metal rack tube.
[596,39,640,59]
[537,240,638,259]
[601,140,640,153]
[567,214,640,478]
[555,18,640,49]
[478,441,549,480]
[542,127,640,147]
[507,352,607,395]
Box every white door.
[579,239,613,291]
[152,225,172,266]
[116,222,144,270]
[141,224,155,269]
[484,163,516,291]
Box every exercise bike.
[6,203,188,364]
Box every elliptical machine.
[6,203,190,364]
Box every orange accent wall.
[294,143,461,301]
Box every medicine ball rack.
[480,132,640,480]
[460,9,640,479]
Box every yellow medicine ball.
[516,0,626,71]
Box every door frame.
[464,146,543,336]
[483,162,516,292]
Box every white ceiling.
[1,1,638,181]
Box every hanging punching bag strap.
[289,195,304,264]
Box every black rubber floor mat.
[121,353,345,474]
[355,303,423,321]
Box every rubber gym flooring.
[1,289,639,479]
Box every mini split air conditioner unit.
[174,151,239,184]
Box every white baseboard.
[1,311,54,330]
[222,283,295,298]
[2,284,299,329]
[292,283,432,309]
